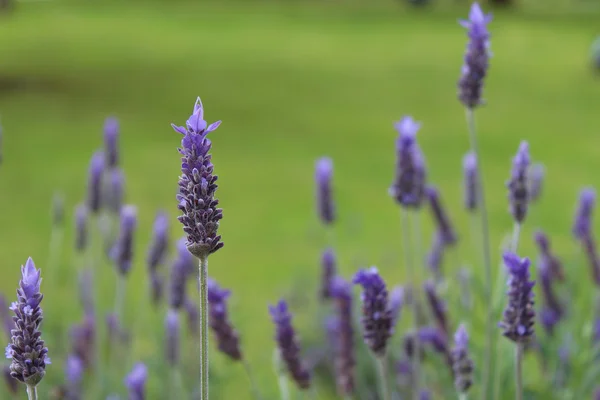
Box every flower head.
[329,276,355,396]
[173,97,223,258]
[169,238,192,309]
[353,267,393,357]
[463,152,478,211]
[125,363,148,400]
[65,354,84,387]
[74,204,89,253]
[6,258,50,386]
[110,205,137,276]
[573,187,596,240]
[86,151,105,214]
[528,163,544,203]
[452,324,473,393]
[315,157,335,225]
[320,248,337,300]
[269,300,311,390]
[424,280,449,336]
[426,186,458,246]
[499,252,536,343]
[426,232,446,281]
[208,279,242,361]
[103,117,120,168]
[458,2,492,108]
[506,141,530,224]
[390,116,427,209]
[104,168,125,214]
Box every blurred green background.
[0,0,599,398]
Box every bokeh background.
[1,0,599,398]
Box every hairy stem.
[243,359,264,400]
[199,255,209,400]
[26,385,37,400]
[376,355,391,400]
[465,108,493,400]
[402,209,421,399]
[515,343,524,400]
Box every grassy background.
[0,0,599,398]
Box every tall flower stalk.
[172,97,223,400]
[458,3,493,397]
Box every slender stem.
[401,209,420,400]
[465,108,494,400]
[459,394,468,400]
[277,369,290,400]
[515,343,524,400]
[26,385,37,400]
[511,223,522,253]
[243,359,264,400]
[199,255,209,400]
[376,355,391,400]
[113,274,126,320]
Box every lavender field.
[0,0,599,399]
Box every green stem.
[199,255,209,400]
[243,359,264,400]
[515,343,523,400]
[459,393,468,400]
[273,350,290,400]
[401,209,420,400]
[26,385,37,400]
[511,223,521,253]
[465,108,493,400]
[113,274,126,321]
[376,355,390,400]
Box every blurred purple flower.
[3,364,18,395]
[6,258,50,386]
[315,157,335,225]
[320,248,337,300]
[389,286,404,328]
[184,297,199,337]
[208,279,242,361]
[528,163,544,203]
[458,2,492,108]
[75,204,89,253]
[500,252,535,343]
[65,354,84,393]
[86,151,105,214]
[419,389,432,400]
[390,116,427,209]
[572,187,596,240]
[0,294,13,340]
[330,277,355,396]
[111,205,137,276]
[105,168,125,214]
[173,97,223,258]
[537,253,563,335]
[426,186,458,246]
[424,280,449,336]
[451,324,473,393]
[353,267,393,357]
[506,141,530,224]
[147,212,169,306]
[534,230,564,282]
[427,232,445,281]
[103,117,119,168]
[125,363,148,400]
[165,309,180,366]
[169,238,191,309]
[582,233,600,286]
[269,300,311,390]
[70,316,95,369]
[463,152,478,211]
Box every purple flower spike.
[74,204,89,253]
[573,187,596,240]
[269,300,311,390]
[424,281,449,336]
[169,238,191,309]
[6,258,50,386]
[315,157,335,225]
[528,163,544,203]
[353,267,393,357]
[537,244,563,335]
[320,248,337,300]
[165,309,180,366]
[173,97,223,259]
[70,316,95,369]
[499,252,536,343]
[105,168,125,213]
[390,116,427,209]
[87,151,105,214]
[426,186,458,246]
[458,2,492,109]
[581,233,600,286]
[463,152,478,211]
[419,389,432,400]
[389,286,404,328]
[125,362,148,400]
[506,141,530,224]
[184,297,199,337]
[65,354,84,388]
[534,230,564,282]
[208,279,242,361]
[452,324,473,393]
[104,117,120,168]
[147,212,169,306]
[330,277,355,396]
[427,232,446,281]
[111,205,137,276]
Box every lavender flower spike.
[147,212,169,306]
[169,238,190,309]
[110,205,137,276]
[86,150,105,214]
[315,157,335,225]
[534,230,564,281]
[173,97,223,258]
[165,309,180,366]
[389,116,427,209]
[506,141,530,224]
[573,187,596,240]
[74,204,89,253]
[6,258,50,387]
[320,248,337,300]
[103,117,119,168]
[426,186,458,246]
[499,252,536,343]
[458,2,492,109]
[65,354,84,396]
[269,300,311,390]
[353,267,393,357]
[52,192,65,227]
[125,362,148,400]
[424,280,449,336]
[451,324,474,393]
[330,277,355,396]
[208,279,242,361]
[105,168,125,213]
[528,163,544,203]
[389,286,404,328]
[463,152,478,211]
